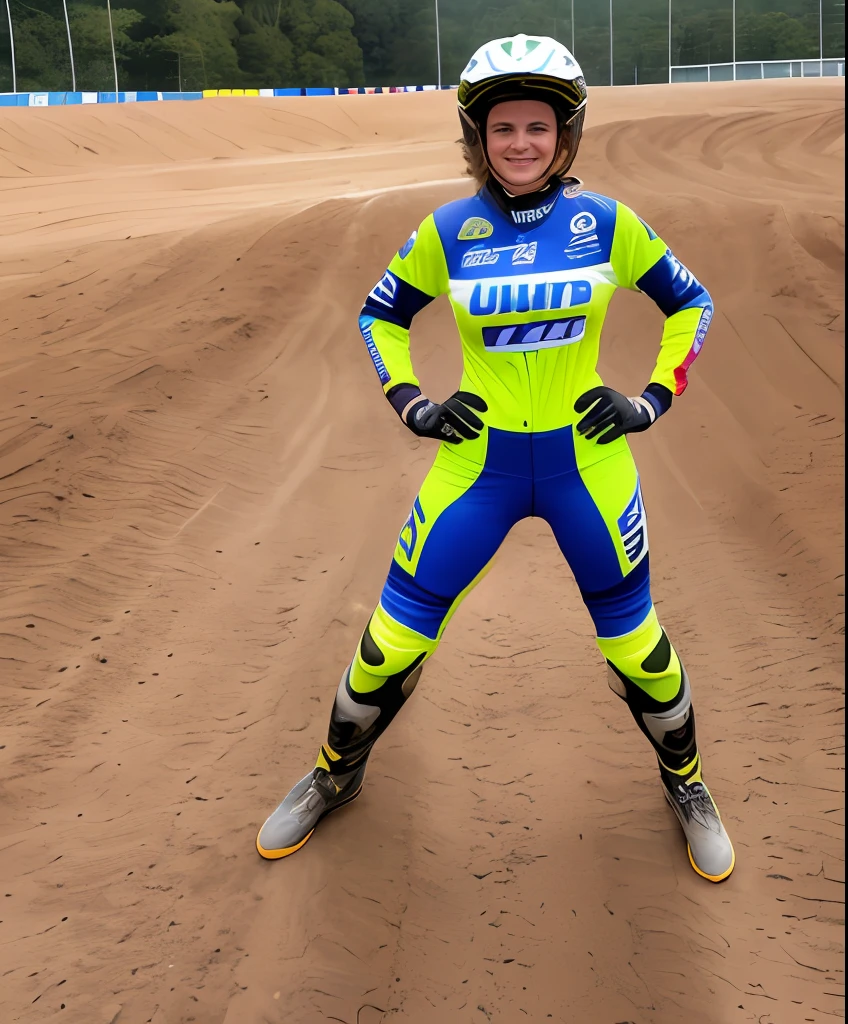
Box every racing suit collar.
[482,176,580,228]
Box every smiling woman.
[485,100,559,194]
[256,32,734,886]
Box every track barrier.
[0,86,459,107]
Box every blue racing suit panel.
[360,269,437,329]
[381,424,652,641]
[636,249,713,318]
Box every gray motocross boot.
[606,654,735,882]
[256,651,423,860]
[256,764,366,860]
[660,755,735,882]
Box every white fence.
[671,58,845,83]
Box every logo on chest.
[457,217,494,240]
[511,198,558,225]
[564,211,602,260]
[461,241,537,269]
[468,277,592,316]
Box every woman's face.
[485,100,559,193]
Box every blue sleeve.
[636,249,712,317]
[360,270,436,329]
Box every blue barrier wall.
[0,85,458,108]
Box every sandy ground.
[0,80,844,1024]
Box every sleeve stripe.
[672,303,713,395]
[358,314,391,386]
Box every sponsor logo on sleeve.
[398,231,417,259]
[367,270,399,309]
[457,217,494,240]
[692,306,712,355]
[358,316,391,385]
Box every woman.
[257,35,734,882]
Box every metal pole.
[732,0,736,80]
[610,0,613,86]
[62,0,76,92]
[571,0,575,54]
[434,0,441,89]
[4,0,15,93]
[668,0,672,82]
[106,0,119,98]
[820,0,823,65]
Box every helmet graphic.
[458,34,588,184]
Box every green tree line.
[0,0,843,93]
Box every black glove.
[407,391,488,444]
[574,385,664,445]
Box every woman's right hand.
[406,392,488,444]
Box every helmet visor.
[458,73,587,125]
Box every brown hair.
[459,139,490,190]
[459,137,575,192]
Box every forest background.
[1,0,845,94]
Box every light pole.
[571,0,575,54]
[732,0,736,80]
[609,0,613,86]
[62,0,76,92]
[668,0,672,83]
[434,0,441,89]
[106,0,119,98]
[4,0,15,93]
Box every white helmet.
[458,34,588,181]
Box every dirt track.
[0,80,844,1024]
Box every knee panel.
[350,602,437,695]
[598,608,696,771]
[320,604,434,773]
[597,606,681,703]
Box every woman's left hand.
[574,386,656,444]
